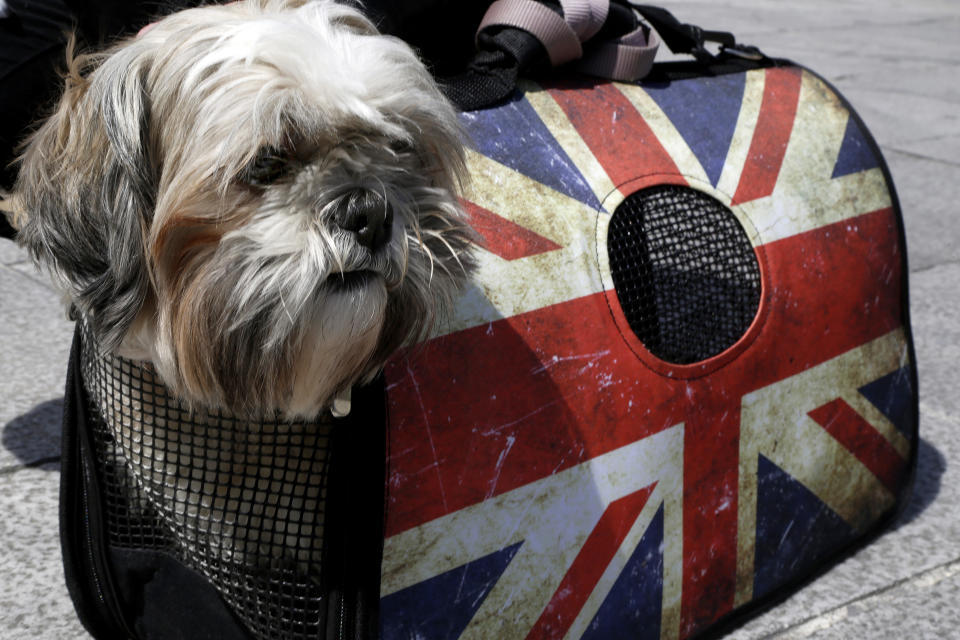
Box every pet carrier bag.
[57,3,917,640]
[376,6,917,640]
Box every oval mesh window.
[607,185,761,365]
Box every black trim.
[60,326,137,639]
[322,376,388,640]
[641,55,787,84]
[108,548,251,640]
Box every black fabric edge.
[641,54,790,84]
[60,319,391,640]
[60,323,135,639]
[107,546,251,640]
[323,375,388,640]
[686,62,921,640]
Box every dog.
[3,0,477,607]
[6,0,475,420]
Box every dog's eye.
[242,146,291,186]
[389,139,414,154]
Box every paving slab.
[884,152,960,273]
[0,253,74,472]
[0,237,25,266]
[0,468,86,639]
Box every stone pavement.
[1,0,957,638]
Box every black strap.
[631,4,765,62]
[440,25,549,111]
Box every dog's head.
[10,0,475,418]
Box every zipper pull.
[331,388,352,418]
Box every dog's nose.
[337,190,393,251]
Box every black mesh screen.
[79,323,332,639]
[607,185,761,365]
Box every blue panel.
[582,504,664,640]
[644,74,746,187]
[831,115,881,178]
[460,92,601,209]
[859,366,916,439]
[380,541,523,640]
[753,456,856,599]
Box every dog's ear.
[13,41,155,351]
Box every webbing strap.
[560,0,609,41]
[477,0,660,82]
[478,0,582,66]
[576,18,659,81]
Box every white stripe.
[716,69,767,204]
[449,242,603,334]
[774,71,852,197]
[464,149,595,247]
[443,150,605,336]
[735,70,893,246]
[841,388,912,460]
[737,167,892,246]
[616,83,712,187]
[521,79,622,205]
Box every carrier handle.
[477,0,661,81]
[444,1,767,110]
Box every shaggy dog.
[7,0,475,420]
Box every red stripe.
[731,67,804,206]
[808,399,908,493]
[462,199,563,261]
[679,403,741,637]
[546,80,683,188]
[526,484,656,640]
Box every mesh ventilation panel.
[607,185,761,365]
[79,322,333,640]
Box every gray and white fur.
[7,0,476,419]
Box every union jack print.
[379,66,915,640]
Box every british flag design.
[378,66,915,640]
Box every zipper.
[79,456,106,606]
[75,371,138,639]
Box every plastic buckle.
[720,43,767,61]
[688,24,745,63]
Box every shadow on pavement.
[1,397,63,471]
[892,437,946,531]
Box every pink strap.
[578,22,661,81]
[478,0,582,67]
[559,0,609,42]
[477,0,660,82]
